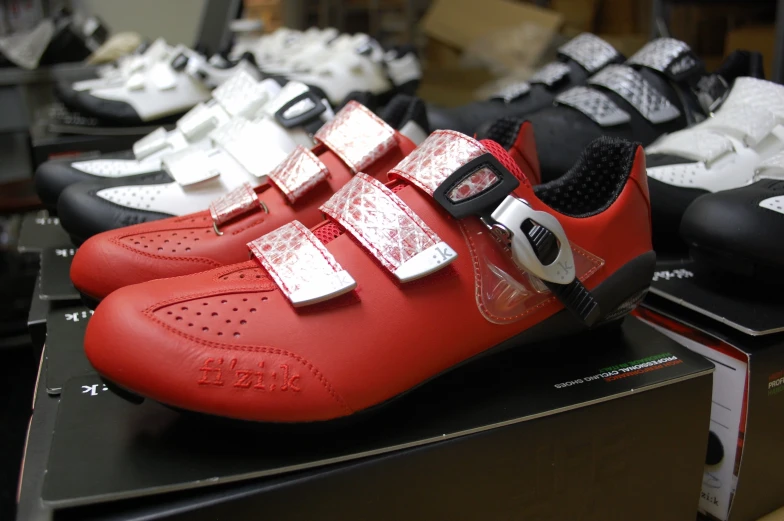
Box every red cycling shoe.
[71,101,541,303]
[84,131,652,423]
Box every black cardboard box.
[638,259,784,521]
[17,318,714,521]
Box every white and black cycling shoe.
[646,77,784,251]
[282,33,421,106]
[36,70,282,210]
[680,172,784,284]
[427,33,624,135]
[507,40,765,183]
[57,92,430,243]
[61,45,260,125]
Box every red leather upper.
[71,134,418,300]
[84,141,652,423]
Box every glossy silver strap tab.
[530,62,571,87]
[209,183,261,227]
[491,82,530,102]
[133,127,169,159]
[588,65,681,124]
[555,87,631,126]
[320,173,457,282]
[558,33,619,73]
[627,38,691,73]
[389,130,488,195]
[248,220,356,307]
[268,145,329,204]
[162,146,220,186]
[210,69,269,117]
[314,101,397,173]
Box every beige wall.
[72,0,207,47]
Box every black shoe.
[426,33,623,135]
[502,41,765,183]
[681,179,784,284]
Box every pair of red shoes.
[76,102,653,423]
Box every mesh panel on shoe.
[312,221,344,245]
[482,117,525,151]
[534,137,637,217]
[480,139,531,188]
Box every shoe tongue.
[380,94,429,139]
[479,139,532,190]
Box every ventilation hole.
[232,308,238,312]
[239,274,245,279]
[157,235,161,238]
[173,233,177,236]
[167,311,172,315]
[164,240,169,243]
[221,300,227,304]
[211,312,218,317]
[175,316,182,321]
[222,276,228,280]
[233,332,240,338]
[218,332,223,336]
[262,297,268,302]
[225,319,231,324]
[144,245,148,248]
[186,248,191,252]
[202,327,209,332]
[158,247,163,251]
[194,238,199,241]
[250,308,257,313]
[172,250,176,253]
[188,323,193,327]
[240,320,247,325]
[196,312,201,316]
[134,241,140,245]
[255,275,261,279]
[181,306,188,311]
[177,242,181,245]
[242,298,248,302]
[202,302,208,306]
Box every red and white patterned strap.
[389,130,498,198]
[267,145,330,204]
[320,173,457,282]
[314,101,397,174]
[209,183,262,228]
[248,221,356,307]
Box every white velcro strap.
[211,69,270,117]
[320,173,457,282]
[209,183,261,226]
[389,130,488,196]
[248,221,356,307]
[133,127,170,159]
[149,62,178,91]
[755,151,784,179]
[314,101,397,174]
[555,86,631,126]
[261,81,311,118]
[627,38,691,73]
[647,130,733,163]
[209,118,295,179]
[162,146,220,186]
[176,102,220,141]
[268,145,329,203]
[698,105,778,146]
[558,33,619,73]
[588,65,681,124]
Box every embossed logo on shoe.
[198,357,302,392]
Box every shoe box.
[16,255,715,521]
[18,209,79,356]
[636,258,784,521]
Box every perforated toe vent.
[218,266,270,282]
[153,293,274,341]
[122,227,214,254]
[98,185,165,210]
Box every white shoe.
[66,45,260,124]
[645,76,784,244]
[36,70,282,207]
